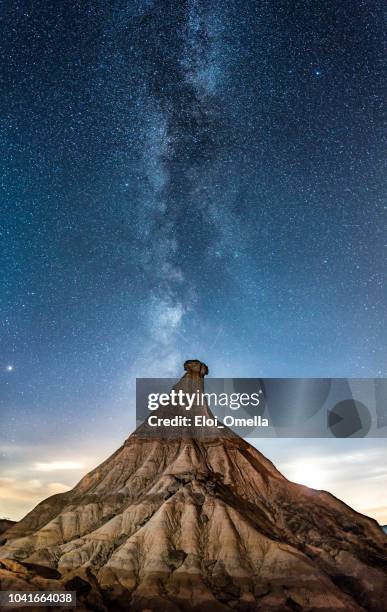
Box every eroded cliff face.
[1,360,386,611]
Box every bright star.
[6,365,14,372]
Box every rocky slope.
[0,360,386,611]
[0,519,16,536]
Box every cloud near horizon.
[0,477,71,520]
[32,461,84,472]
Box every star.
[6,365,14,372]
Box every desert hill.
[0,360,386,611]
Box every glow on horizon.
[1,437,386,526]
[287,461,327,490]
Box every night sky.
[1,1,386,521]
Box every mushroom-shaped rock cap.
[184,359,209,377]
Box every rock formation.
[0,360,386,611]
[0,519,16,536]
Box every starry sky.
[1,1,386,522]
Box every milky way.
[0,0,385,448]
